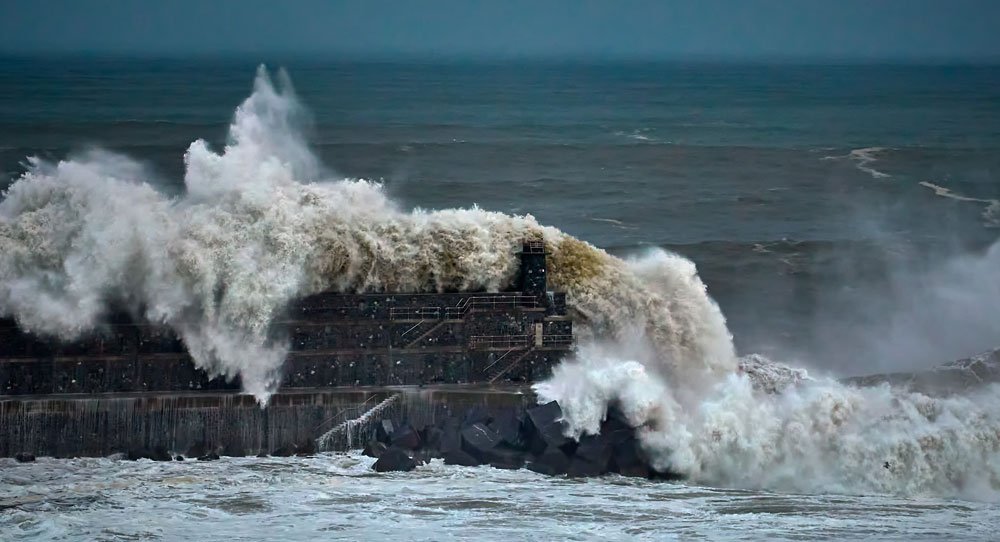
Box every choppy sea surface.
[3,454,998,541]
[2,56,1000,540]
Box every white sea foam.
[0,67,735,403]
[5,453,997,541]
[822,146,892,179]
[920,181,1000,228]
[614,129,659,143]
[536,342,1000,498]
[535,232,1000,498]
[589,217,638,230]
[533,225,1000,499]
[849,147,892,179]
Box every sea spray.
[533,196,1000,499]
[7,66,995,500]
[535,234,1000,498]
[0,66,735,403]
[536,343,1000,498]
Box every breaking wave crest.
[536,339,1000,499]
[0,66,735,402]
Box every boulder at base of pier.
[526,448,569,476]
[390,424,423,450]
[373,446,418,472]
[14,452,35,463]
[363,440,388,458]
[368,401,676,481]
[443,449,481,467]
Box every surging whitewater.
[0,68,733,400]
[1,67,998,499]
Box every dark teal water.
[1,55,999,372]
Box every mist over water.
[541,231,1000,499]
[1,65,999,502]
[806,238,1000,375]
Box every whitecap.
[919,181,1000,228]
[821,147,892,179]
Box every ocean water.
[4,454,999,542]
[2,56,1000,540]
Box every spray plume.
[0,67,733,403]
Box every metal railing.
[398,321,426,340]
[488,347,536,384]
[445,295,540,319]
[403,320,450,349]
[389,306,442,320]
[483,348,517,372]
[471,333,572,351]
[313,395,380,435]
[522,239,546,254]
[469,334,532,350]
[389,295,540,321]
[542,334,574,347]
[315,394,401,451]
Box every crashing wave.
[536,343,1000,499]
[0,66,735,403]
[3,66,998,499]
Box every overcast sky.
[2,0,999,60]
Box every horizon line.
[3,50,1000,66]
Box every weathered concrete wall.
[0,386,535,459]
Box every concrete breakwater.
[2,385,672,480]
[0,386,532,459]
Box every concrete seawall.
[0,386,535,459]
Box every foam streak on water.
[919,181,1000,228]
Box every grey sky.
[2,0,999,60]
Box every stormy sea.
[2,56,1000,540]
